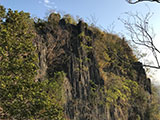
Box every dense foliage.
[0,5,160,120]
[0,6,64,119]
[79,24,160,119]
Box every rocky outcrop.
[133,62,151,94]
[35,14,152,120]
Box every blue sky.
[1,0,160,83]
[1,0,160,32]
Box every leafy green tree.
[0,8,37,119]
[0,5,6,23]
[0,7,64,119]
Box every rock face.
[35,14,152,120]
[133,62,151,94]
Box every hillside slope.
[35,13,152,120]
[0,7,158,120]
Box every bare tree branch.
[119,11,160,69]
[143,64,160,69]
[126,0,160,4]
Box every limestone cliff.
[34,13,152,120]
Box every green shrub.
[63,14,77,25]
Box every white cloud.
[44,0,50,4]
[44,4,52,9]
[38,0,57,9]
